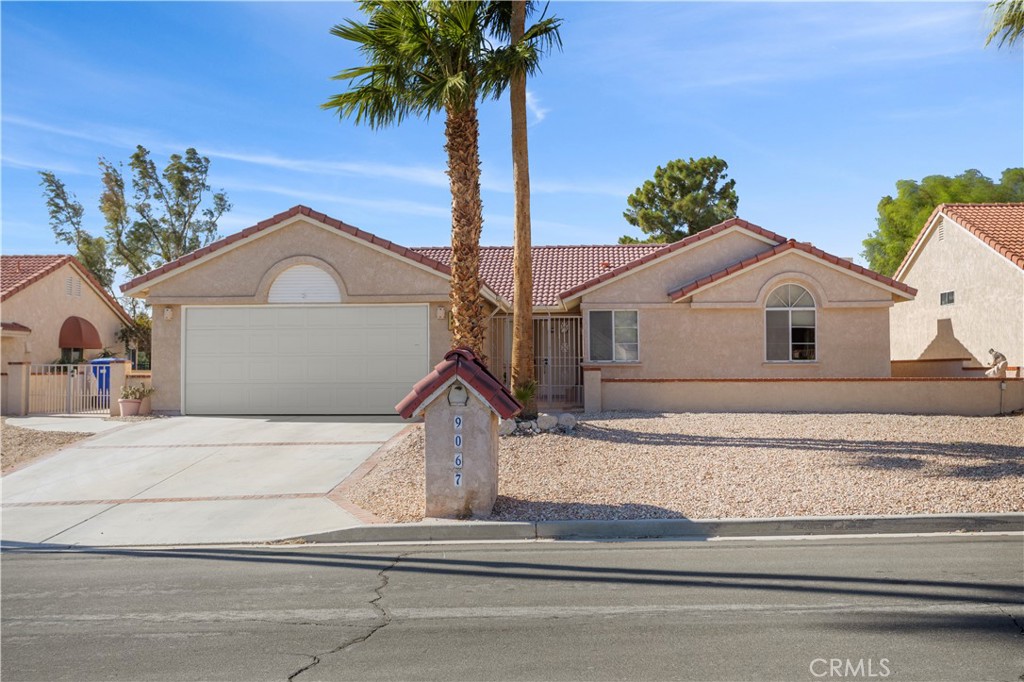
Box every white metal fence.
[28,364,111,415]
[490,315,583,408]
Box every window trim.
[587,309,640,363]
[939,290,955,306]
[764,284,817,364]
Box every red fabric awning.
[59,316,102,349]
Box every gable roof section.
[121,205,456,296]
[412,244,663,307]
[669,239,917,301]
[1,254,132,324]
[396,347,521,419]
[556,218,788,303]
[896,203,1024,279]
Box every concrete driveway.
[2,416,407,546]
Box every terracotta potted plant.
[119,384,155,417]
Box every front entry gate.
[28,363,111,415]
[490,315,583,409]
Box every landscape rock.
[557,413,578,429]
[537,413,559,431]
[498,419,517,436]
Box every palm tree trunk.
[509,0,536,416]
[445,101,487,358]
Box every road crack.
[287,552,408,681]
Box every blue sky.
[2,1,1021,273]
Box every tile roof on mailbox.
[396,347,521,420]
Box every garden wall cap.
[396,347,521,420]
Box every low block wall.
[593,377,1023,416]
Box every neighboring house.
[890,203,1024,373]
[1,255,132,365]
[122,206,916,416]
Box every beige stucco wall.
[581,249,897,379]
[138,217,460,412]
[576,229,773,304]
[891,216,1024,367]
[598,378,1022,416]
[1,263,127,365]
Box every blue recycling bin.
[89,358,116,395]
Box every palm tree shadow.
[571,422,1024,481]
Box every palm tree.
[487,1,562,416]
[324,1,559,359]
[987,0,1024,47]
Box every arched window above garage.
[267,265,341,303]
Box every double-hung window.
[765,284,816,362]
[588,310,639,362]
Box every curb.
[287,512,1023,545]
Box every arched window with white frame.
[765,284,816,361]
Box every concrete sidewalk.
[5,415,131,434]
[2,416,407,546]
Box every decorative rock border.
[500,412,578,436]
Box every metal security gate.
[490,315,583,409]
[28,364,111,415]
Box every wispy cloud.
[525,89,549,125]
[204,147,449,188]
[572,3,982,92]
[220,178,450,219]
[1,154,84,175]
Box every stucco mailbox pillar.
[397,348,521,519]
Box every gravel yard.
[0,417,93,474]
[349,412,1024,522]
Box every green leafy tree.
[41,146,230,279]
[620,156,739,244]
[986,0,1024,48]
[39,171,115,290]
[41,147,230,362]
[862,168,1024,276]
[323,0,560,357]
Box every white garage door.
[184,305,429,415]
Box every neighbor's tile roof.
[411,244,663,307]
[2,254,132,323]
[2,255,72,300]
[122,205,453,293]
[940,203,1024,270]
[396,347,521,419]
[669,239,917,300]
[1,321,32,333]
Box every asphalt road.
[2,534,1022,681]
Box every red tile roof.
[938,203,1024,270]
[121,205,454,294]
[396,347,521,419]
[669,239,917,301]
[412,244,663,307]
[1,322,32,333]
[1,255,131,323]
[555,218,789,302]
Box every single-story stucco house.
[122,205,918,416]
[890,203,1023,375]
[2,254,133,415]
[2,254,131,365]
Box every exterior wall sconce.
[447,382,469,407]
[164,307,173,320]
